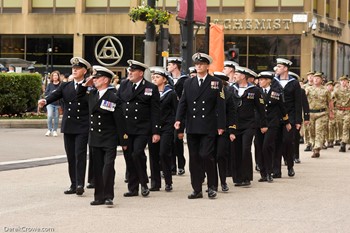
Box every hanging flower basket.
[128,5,172,25]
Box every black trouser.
[214,133,229,188]
[87,146,94,185]
[187,134,216,192]
[232,128,255,183]
[254,128,263,169]
[63,133,88,189]
[123,134,149,192]
[91,146,116,201]
[274,125,295,175]
[148,137,161,189]
[256,127,279,177]
[172,133,186,172]
[294,127,301,160]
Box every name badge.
[100,100,116,112]
[211,81,219,89]
[144,88,153,96]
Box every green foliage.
[0,73,42,115]
[128,5,171,25]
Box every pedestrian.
[272,58,302,178]
[148,66,178,192]
[82,66,128,206]
[175,52,226,199]
[44,70,61,137]
[230,66,267,186]
[38,57,91,196]
[117,60,160,197]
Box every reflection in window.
[31,0,75,13]
[313,37,332,79]
[0,35,25,59]
[1,0,22,13]
[337,43,350,79]
[85,0,129,13]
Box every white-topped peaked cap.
[213,71,229,81]
[188,66,196,74]
[70,57,91,70]
[276,58,293,67]
[224,60,239,69]
[258,71,275,79]
[149,66,168,77]
[288,71,301,81]
[235,66,251,76]
[245,68,258,78]
[167,57,183,64]
[192,52,213,64]
[92,65,115,79]
[127,60,149,71]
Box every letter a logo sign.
[95,36,124,66]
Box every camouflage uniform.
[305,85,332,157]
[333,83,350,152]
[327,90,336,147]
[303,82,313,151]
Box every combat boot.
[311,148,320,158]
[339,143,346,152]
[334,140,341,146]
[327,141,334,148]
[304,144,312,152]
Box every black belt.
[309,108,326,113]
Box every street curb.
[0,119,61,128]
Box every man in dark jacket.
[175,52,226,199]
[38,57,91,196]
[83,66,128,206]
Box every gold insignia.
[259,98,264,104]
[72,57,80,65]
[283,114,289,121]
[220,89,225,99]
[123,134,128,139]
[229,125,237,129]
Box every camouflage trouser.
[310,112,328,149]
[337,110,350,144]
[303,123,312,145]
[335,110,344,142]
[328,118,336,142]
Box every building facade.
[0,0,349,80]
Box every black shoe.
[327,142,334,148]
[258,177,267,182]
[86,183,95,189]
[76,185,84,195]
[141,186,150,197]
[334,140,341,146]
[165,184,173,192]
[235,180,251,187]
[304,145,312,151]
[299,137,304,144]
[188,191,203,199]
[105,199,113,206]
[149,187,160,191]
[178,169,185,175]
[288,168,295,177]
[205,187,218,192]
[255,164,260,172]
[221,184,229,192]
[64,187,76,195]
[294,158,301,164]
[322,144,327,150]
[339,143,346,152]
[267,174,273,183]
[123,190,138,197]
[208,189,217,199]
[272,173,281,178]
[90,200,105,206]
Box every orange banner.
[209,24,224,74]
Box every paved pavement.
[0,127,350,233]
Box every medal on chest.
[100,100,116,112]
[144,88,153,96]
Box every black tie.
[199,79,204,87]
[75,83,79,93]
[264,89,268,94]
[132,83,137,92]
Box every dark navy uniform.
[88,87,127,203]
[255,78,289,181]
[231,83,267,185]
[176,74,226,194]
[46,81,89,190]
[271,75,302,177]
[117,78,160,194]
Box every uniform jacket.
[45,81,89,134]
[259,86,289,128]
[231,83,267,130]
[88,88,127,148]
[224,86,237,134]
[159,86,178,133]
[174,74,189,99]
[301,88,310,121]
[117,78,160,135]
[272,76,302,125]
[176,74,226,135]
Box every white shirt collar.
[133,79,143,90]
[98,88,108,99]
[197,74,208,85]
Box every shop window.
[313,38,332,78]
[31,0,75,13]
[0,35,25,59]
[337,43,350,79]
[1,0,22,13]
